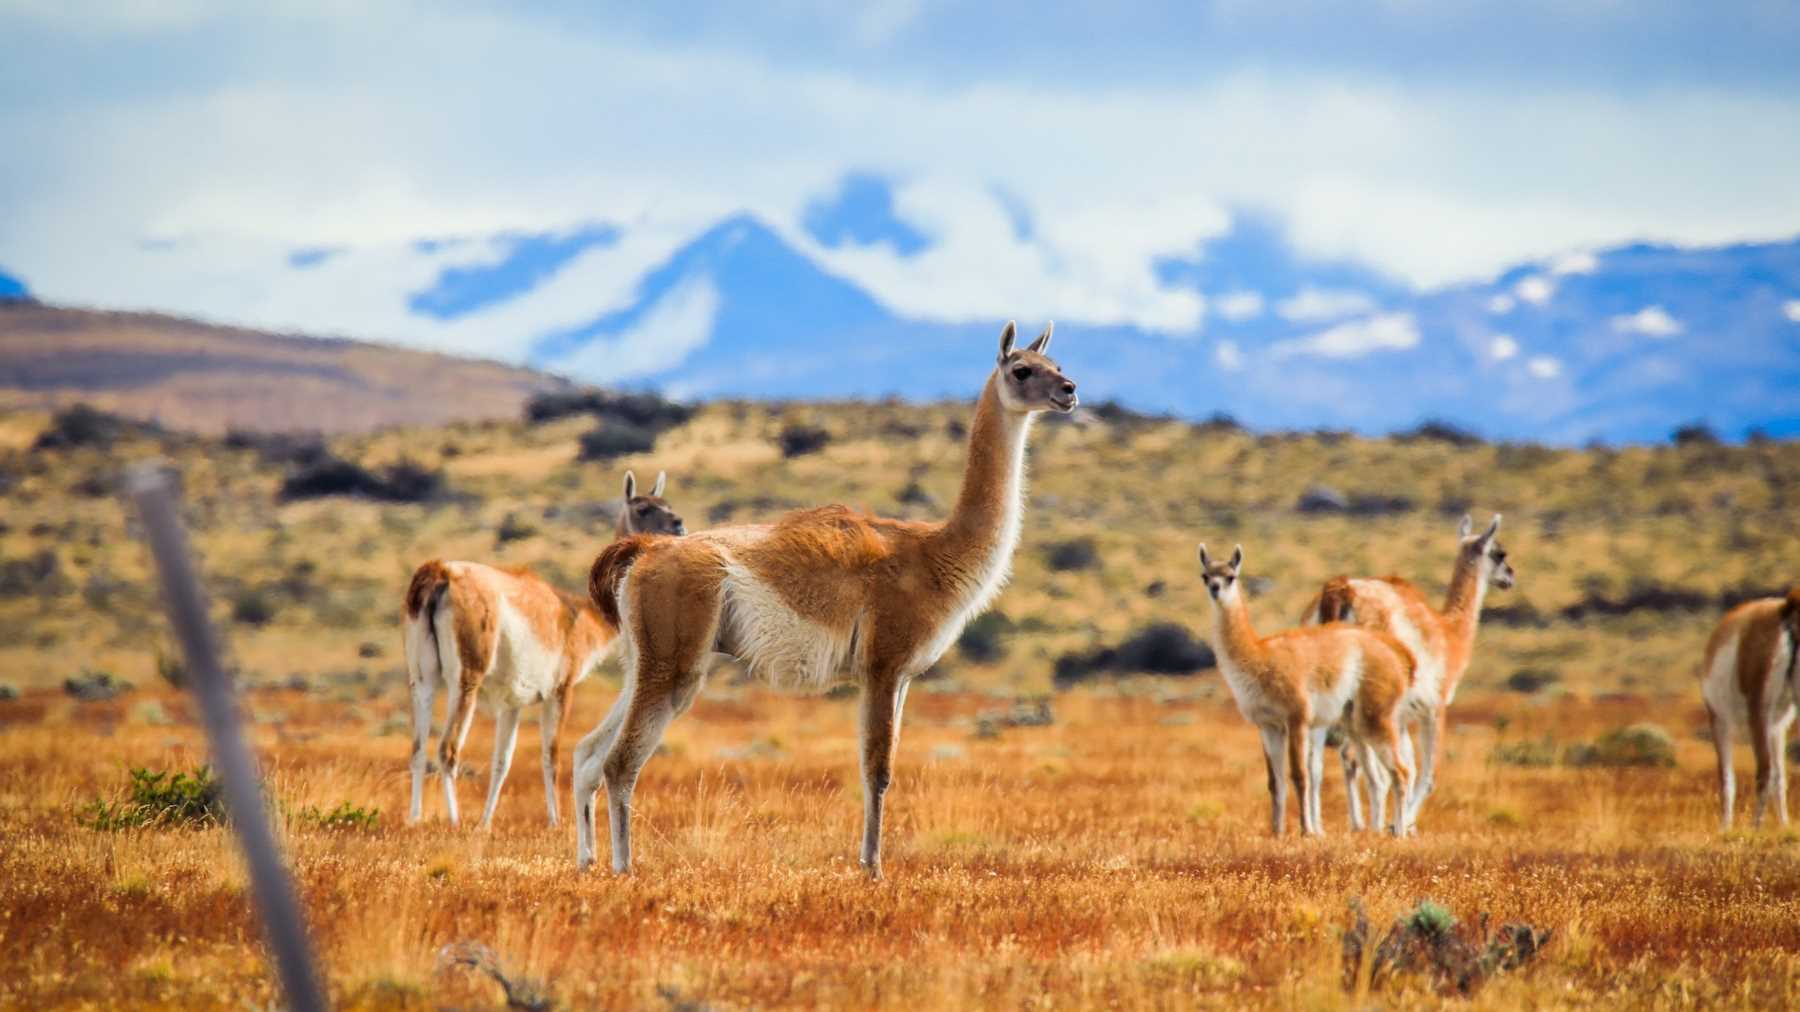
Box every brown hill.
[0,302,568,434]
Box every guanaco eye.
[1011,365,1032,380]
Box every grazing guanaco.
[1700,588,1800,830]
[1199,543,1417,836]
[573,321,1076,876]
[1301,514,1515,832]
[402,470,684,827]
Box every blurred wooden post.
[126,462,328,1012]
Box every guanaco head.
[1197,543,1245,605]
[995,320,1078,414]
[1456,513,1513,590]
[620,469,685,535]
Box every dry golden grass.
[3,396,1799,1007]
[5,686,1800,1009]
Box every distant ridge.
[0,302,568,434]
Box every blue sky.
[1,1,1798,373]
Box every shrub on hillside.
[577,422,657,461]
[1395,419,1484,447]
[33,404,163,451]
[1043,538,1100,572]
[1671,422,1720,447]
[1054,623,1215,688]
[957,612,1013,664]
[278,454,446,503]
[778,424,831,458]
[1563,723,1676,768]
[525,387,692,430]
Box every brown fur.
[1202,547,1417,836]
[574,322,1075,875]
[404,559,451,619]
[590,536,658,629]
[1702,591,1800,829]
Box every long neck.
[938,374,1032,557]
[1209,591,1267,668]
[1440,555,1489,658]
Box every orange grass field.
[4,683,1800,1009]
[3,401,1800,1008]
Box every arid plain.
[3,396,1798,1008]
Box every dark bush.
[64,669,133,702]
[1671,421,1720,447]
[224,429,328,466]
[577,422,657,460]
[1295,484,1414,516]
[1194,412,1245,435]
[957,612,1013,664]
[1563,724,1676,768]
[0,548,72,599]
[33,404,163,451]
[1043,537,1100,572]
[278,454,446,502]
[495,512,538,545]
[526,387,693,430]
[1395,419,1484,447]
[778,424,831,458]
[1342,898,1550,997]
[231,587,277,627]
[1054,622,1215,688]
[1296,485,1349,513]
[1504,668,1560,693]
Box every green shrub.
[1490,737,1558,768]
[1563,723,1676,768]
[83,766,225,830]
[296,800,380,833]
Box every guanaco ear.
[1229,544,1244,573]
[651,470,667,497]
[622,470,637,500]
[1027,321,1054,354]
[1457,513,1474,539]
[1479,513,1502,545]
[1197,543,1212,569]
[997,320,1017,363]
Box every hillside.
[0,302,568,434]
[3,393,1794,703]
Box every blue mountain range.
[0,268,27,302]
[246,186,1793,444]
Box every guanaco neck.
[1209,590,1269,670]
[1439,553,1489,665]
[935,373,1033,565]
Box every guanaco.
[403,470,683,827]
[1302,513,1515,832]
[1200,543,1417,836]
[573,322,1076,876]
[1701,588,1800,830]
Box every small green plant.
[1490,736,1558,768]
[1563,723,1677,769]
[82,766,225,830]
[295,800,381,833]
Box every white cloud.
[542,272,721,383]
[1489,334,1519,361]
[1782,298,1800,323]
[1526,355,1562,379]
[1275,287,1376,323]
[1549,250,1598,275]
[1270,312,1419,360]
[1214,339,1244,371]
[1611,304,1682,337]
[798,178,1219,333]
[1215,290,1264,322]
[1513,275,1555,306]
[5,6,1800,358]
[1486,293,1515,314]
